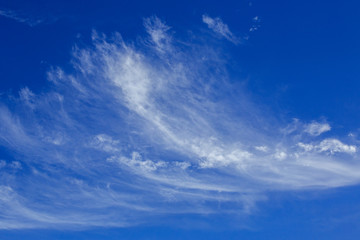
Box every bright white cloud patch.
[298,139,356,154]
[202,14,239,44]
[318,139,356,154]
[304,122,331,136]
[0,16,359,229]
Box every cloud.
[144,16,172,53]
[202,15,239,44]
[249,16,261,32]
[304,122,331,136]
[0,16,359,229]
[255,145,269,152]
[0,8,54,27]
[318,139,356,154]
[298,139,356,154]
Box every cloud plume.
[202,15,240,44]
[0,16,359,229]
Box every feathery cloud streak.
[202,15,240,44]
[0,9,46,27]
[0,16,359,229]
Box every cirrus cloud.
[0,16,359,229]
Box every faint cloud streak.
[202,14,240,44]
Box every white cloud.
[318,138,356,154]
[297,142,314,152]
[255,145,269,152]
[144,16,172,53]
[19,87,35,107]
[304,122,331,136]
[90,134,120,153]
[108,152,167,172]
[298,138,356,154]
[273,151,287,160]
[202,15,239,44]
[0,16,359,229]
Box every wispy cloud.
[304,121,331,136]
[144,16,172,53]
[0,16,359,229]
[202,14,240,44]
[249,16,261,32]
[0,8,52,27]
[298,139,356,154]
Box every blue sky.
[1,0,360,239]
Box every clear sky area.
[1,0,360,239]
